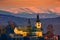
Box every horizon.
[0,10,60,18]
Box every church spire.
[35,14,41,29]
[35,14,43,37]
[36,14,40,22]
[27,19,31,27]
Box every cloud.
[0,7,60,15]
[0,0,60,8]
[0,7,44,14]
[50,7,60,13]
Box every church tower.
[35,14,43,37]
[27,19,31,27]
[35,14,41,28]
[27,19,32,36]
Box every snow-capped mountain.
[0,9,60,19]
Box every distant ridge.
[0,10,60,19]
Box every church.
[14,14,59,40]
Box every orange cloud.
[0,0,60,8]
[25,7,46,13]
[1,7,60,14]
[1,8,26,13]
[0,0,60,14]
[50,7,60,13]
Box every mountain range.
[0,10,60,18]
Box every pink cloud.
[0,8,25,14]
[0,7,60,15]
[26,7,47,13]
[50,7,60,13]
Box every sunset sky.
[0,0,60,14]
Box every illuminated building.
[14,26,27,37]
[35,14,43,37]
[14,14,43,37]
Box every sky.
[0,0,60,14]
